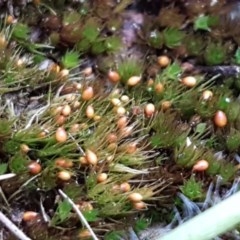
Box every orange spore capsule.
[192,160,209,172]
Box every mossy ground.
[0,1,240,239]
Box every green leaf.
[180,177,204,201]
[63,11,81,26]
[82,19,100,42]
[83,209,99,222]
[76,39,91,52]
[104,231,125,240]
[0,163,8,174]
[148,30,163,49]
[235,48,240,65]
[91,40,106,54]
[204,42,226,65]
[9,154,28,174]
[134,218,150,233]
[104,36,122,52]
[162,62,182,80]
[59,200,72,221]
[194,15,210,31]
[61,51,80,68]
[12,23,30,40]
[195,123,207,134]
[51,199,72,225]
[163,28,185,48]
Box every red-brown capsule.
[55,158,73,168]
[120,182,131,192]
[22,211,38,222]
[214,110,227,127]
[133,201,146,210]
[117,116,128,129]
[55,115,67,126]
[28,162,42,175]
[107,133,118,143]
[108,70,120,83]
[155,83,164,94]
[82,87,94,101]
[192,160,209,172]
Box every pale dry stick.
[0,211,32,240]
[8,175,40,202]
[160,191,240,240]
[0,173,16,181]
[25,104,50,129]
[68,133,85,155]
[0,187,10,208]
[58,189,99,240]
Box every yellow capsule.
[161,101,172,111]
[82,67,93,76]
[144,103,155,117]
[202,90,213,101]
[79,156,88,165]
[120,95,130,103]
[128,192,143,202]
[116,106,126,116]
[20,144,30,153]
[181,76,197,87]
[61,104,71,116]
[111,98,121,106]
[55,127,68,143]
[157,55,171,67]
[86,105,95,119]
[6,15,14,25]
[57,170,72,181]
[86,149,98,165]
[78,229,92,239]
[97,173,108,183]
[0,35,7,49]
[127,76,141,86]
[59,69,69,78]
